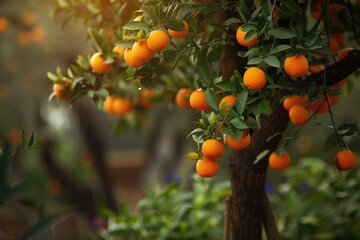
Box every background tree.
[47,0,360,239]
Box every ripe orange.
[329,36,338,53]
[132,39,155,61]
[311,0,322,20]
[334,33,345,48]
[196,158,219,178]
[53,78,72,100]
[124,48,146,68]
[189,89,210,111]
[0,17,9,33]
[21,10,38,25]
[243,67,267,90]
[147,29,170,52]
[18,31,30,45]
[113,45,124,61]
[219,95,237,112]
[269,151,291,170]
[309,65,324,73]
[103,96,115,113]
[332,78,347,88]
[338,47,353,60]
[90,52,113,73]
[284,54,309,78]
[307,96,329,113]
[283,95,308,111]
[236,27,259,47]
[168,20,190,38]
[31,27,45,43]
[202,139,224,159]
[176,88,193,108]
[226,132,251,150]
[289,105,309,126]
[112,97,133,116]
[139,89,155,108]
[336,150,357,171]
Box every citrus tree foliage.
[48,0,360,174]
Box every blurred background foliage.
[0,0,359,239]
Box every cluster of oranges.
[0,11,45,46]
[89,17,191,74]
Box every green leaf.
[18,208,73,240]
[223,17,241,26]
[282,0,303,15]
[268,28,296,39]
[123,21,151,32]
[205,89,219,111]
[264,55,281,68]
[253,149,270,164]
[230,118,249,130]
[201,111,210,128]
[187,128,204,139]
[163,50,177,62]
[47,72,59,82]
[247,57,263,65]
[236,91,248,115]
[269,44,292,55]
[324,133,338,151]
[198,66,212,85]
[244,47,260,58]
[238,0,251,21]
[244,30,258,42]
[28,133,34,148]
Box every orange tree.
[48,0,360,239]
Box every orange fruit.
[336,150,356,171]
[18,31,30,45]
[124,48,146,68]
[332,78,347,88]
[112,97,133,115]
[236,27,259,47]
[269,151,291,170]
[226,132,251,150]
[147,29,170,52]
[90,52,113,73]
[139,89,155,108]
[334,33,345,48]
[132,39,155,61]
[311,0,322,20]
[202,139,225,159]
[31,27,45,43]
[307,95,329,113]
[329,36,338,53]
[284,54,309,78]
[328,94,340,106]
[243,67,267,90]
[53,78,72,100]
[168,20,190,38]
[21,10,38,25]
[113,45,124,61]
[338,47,353,60]
[0,17,9,33]
[289,105,309,126]
[176,88,193,108]
[219,95,237,112]
[103,96,115,114]
[196,158,219,178]
[189,89,210,111]
[283,95,308,111]
[309,65,324,73]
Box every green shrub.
[102,176,230,240]
[272,158,360,240]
